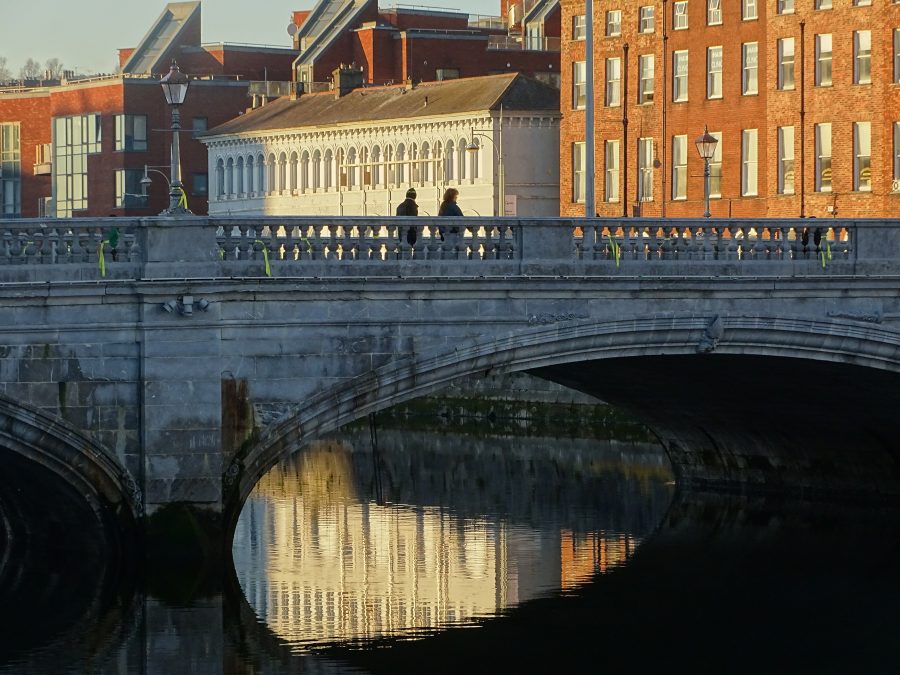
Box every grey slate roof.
[203,73,559,138]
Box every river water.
[2,402,900,673]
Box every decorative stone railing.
[0,216,895,282]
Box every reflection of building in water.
[233,441,642,647]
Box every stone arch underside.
[230,314,900,524]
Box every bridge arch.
[227,313,900,527]
[0,393,140,554]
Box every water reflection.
[233,429,673,650]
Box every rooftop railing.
[487,35,561,52]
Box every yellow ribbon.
[178,187,189,211]
[98,241,107,278]
[255,240,272,277]
[610,236,621,268]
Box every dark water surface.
[2,411,900,674]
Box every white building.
[201,70,560,217]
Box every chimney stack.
[333,63,364,98]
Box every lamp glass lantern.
[695,127,718,161]
[160,62,190,106]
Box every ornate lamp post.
[160,61,191,215]
[695,126,718,219]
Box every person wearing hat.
[395,188,419,246]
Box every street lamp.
[160,60,191,215]
[466,121,504,217]
[695,126,718,219]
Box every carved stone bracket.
[697,316,724,354]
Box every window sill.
[708,22,723,27]
[742,92,759,97]
[707,95,723,100]
[742,17,759,22]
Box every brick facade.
[559,0,900,219]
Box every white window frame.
[854,121,872,192]
[741,128,758,197]
[606,57,622,107]
[816,0,832,8]
[639,6,655,33]
[778,38,795,91]
[854,31,872,85]
[707,46,723,99]
[815,123,832,193]
[673,1,689,30]
[777,126,795,195]
[708,0,722,25]
[573,14,586,40]
[639,54,655,104]
[573,61,587,109]
[894,122,900,182]
[673,50,689,103]
[816,34,833,87]
[605,140,620,202]
[709,131,722,198]
[854,0,872,6]
[606,10,622,37]
[742,42,758,95]
[672,135,688,200]
[742,0,758,20]
[777,0,794,15]
[573,141,586,203]
[894,29,900,84]
[638,137,654,201]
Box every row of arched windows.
[214,138,483,200]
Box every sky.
[1,0,490,76]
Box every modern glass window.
[114,169,144,207]
[673,1,688,30]
[605,140,620,202]
[894,122,900,183]
[606,57,622,106]
[742,42,758,95]
[742,0,757,20]
[573,142,586,203]
[52,113,101,218]
[639,6,655,33]
[573,61,587,109]
[894,29,900,83]
[708,0,722,25]
[0,123,21,218]
[854,31,872,84]
[815,123,832,192]
[816,0,832,7]
[672,135,688,200]
[192,172,209,197]
[638,138,654,201]
[114,114,147,152]
[639,54,655,104]
[778,38,795,90]
[777,0,794,14]
[854,121,871,191]
[673,51,689,102]
[192,117,208,138]
[573,14,586,40]
[777,126,795,195]
[709,131,723,197]
[606,10,622,36]
[741,128,758,197]
[816,34,833,87]
[707,46,723,98]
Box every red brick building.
[559,0,900,219]
[0,2,296,218]
[290,0,562,89]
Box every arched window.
[421,142,431,183]
[396,144,406,185]
[360,147,369,187]
[372,145,382,187]
[215,158,225,199]
[323,150,333,190]
[257,154,266,193]
[458,138,468,181]
[347,147,357,189]
[301,151,311,192]
[267,153,277,194]
[470,139,480,180]
[236,156,245,195]
[225,158,234,196]
[312,150,321,191]
[277,152,287,193]
[385,145,394,186]
[445,140,455,181]
[289,151,299,192]
[409,143,419,184]
[246,156,255,194]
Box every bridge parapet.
[2,216,899,281]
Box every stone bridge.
[2,215,900,558]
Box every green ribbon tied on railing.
[255,240,272,277]
[299,236,313,256]
[97,228,119,278]
[609,236,622,268]
[820,240,833,270]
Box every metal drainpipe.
[622,43,630,218]
[661,0,668,218]
[799,20,806,218]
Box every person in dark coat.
[437,188,463,241]
[395,188,418,246]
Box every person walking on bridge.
[395,188,419,246]
[438,187,464,243]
